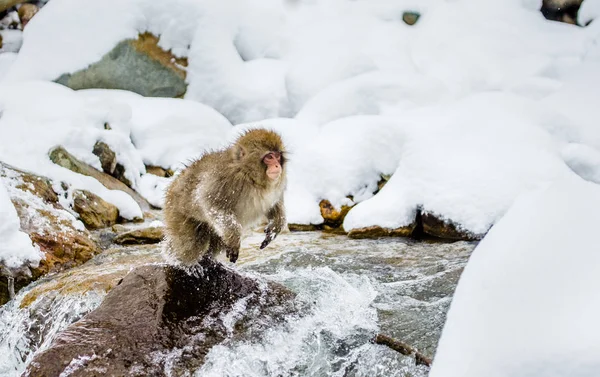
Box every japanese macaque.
[164,129,287,265]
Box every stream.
[0,230,474,377]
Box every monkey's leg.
[169,218,210,265]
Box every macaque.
[164,129,287,265]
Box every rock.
[113,226,164,245]
[55,32,188,98]
[347,224,416,239]
[319,199,353,229]
[146,165,174,178]
[17,3,39,28]
[92,141,117,175]
[49,146,151,212]
[92,141,133,188]
[0,0,27,13]
[402,11,420,25]
[288,223,322,232]
[0,163,100,305]
[112,162,132,187]
[24,259,295,376]
[420,212,481,241]
[541,0,583,24]
[72,190,119,229]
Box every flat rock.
[114,226,164,245]
[24,259,295,377]
[347,224,416,239]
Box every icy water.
[0,231,474,377]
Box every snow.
[0,182,40,269]
[579,0,600,25]
[429,176,600,377]
[0,0,599,266]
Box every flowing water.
[0,231,474,377]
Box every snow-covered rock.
[430,176,600,377]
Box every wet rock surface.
[24,259,295,377]
[113,226,164,245]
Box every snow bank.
[430,176,600,377]
[0,182,40,269]
[344,93,575,235]
[1,0,600,236]
[0,81,230,217]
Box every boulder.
[92,141,117,175]
[24,259,295,376]
[319,199,353,229]
[0,0,27,13]
[146,165,174,178]
[402,11,420,25]
[0,163,100,305]
[541,0,583,24]
[72,189,119,229]
[420,212,481,241]
[17,3,39,28]
[55,33,188,98]
[113,226,164,245]
[49,146,151,212]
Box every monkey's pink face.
[263,152,282,181]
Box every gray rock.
[55,33,188,98]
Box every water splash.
[0,288,105,376]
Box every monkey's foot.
[226,247,239,263]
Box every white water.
[0,233,474,376]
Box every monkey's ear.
[231,145,246,161]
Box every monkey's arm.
[208,207,242,262]
[261,200,286,249]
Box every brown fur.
[164,129,287,265]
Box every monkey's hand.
[261,222,281,249]
[225,246,239,263]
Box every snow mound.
[430,176,600,377]
[344,93,574,235]
[0,82,230,218]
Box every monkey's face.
[263,151,283,181]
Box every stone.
[0,163,100,305]
[25,259,295,376]
[92,141,117,175]
[319,199,353,229]
[113,226,164,245]
[112,162,132,187]
[421,212,481,241]
[402,11,420,26]
[146,165,174,178]
[17,3,39,28]
[72,189,119,229]
[347,224,416,239]
[288,223,322,232]
[49,146,151,212]
[0,0,27,13]
[541,0,583,24]
[55,33,188,98]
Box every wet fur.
[164,129,287,265]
